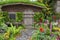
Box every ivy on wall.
[8,12,24,22]
[3,11,9,22]
[0,12,4,23]
[0,12,23,22]
[16,12,23,22]
[34,12,44,23]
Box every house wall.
[1,4,42,29]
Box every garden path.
[16,29,36,40]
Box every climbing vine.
[16,12,23,22]
[32,0,58,40]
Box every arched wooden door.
[23,9,34,29]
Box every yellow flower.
[58,28,60,31]
[53,27,60,32]
[53,27,59,30]
[4,31,10,39]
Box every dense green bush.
[34,12,44,23]
[0,12,4,22]
[0,23,24,40]
[31,30,56,40]
[16,12,23,22]
[2,11,9,22]
[55,13,60,19]
[0,12,24,22]
[0,11,9,22]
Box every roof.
[0,0,46,8]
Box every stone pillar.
[56,1,60,13]
[23,9,34,29]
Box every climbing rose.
[39,27,44,32]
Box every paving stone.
[16,29,36,40]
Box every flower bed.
[0,23,24,40]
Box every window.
[8,12,16,19]
[9,14,15,19]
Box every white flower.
[52,22,58,25]
[30,0,37,2]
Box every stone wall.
[56,0,60,13]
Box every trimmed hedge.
[0,0,46,8]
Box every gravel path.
[16,29,36,40]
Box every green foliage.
[46,16,52,21]
[33,23,39,29]
[8,36,15,40]
[0,11,9,22]
[3,11,9,22]
[16,12,23,22]
[0,22,24,40]
[42,0,56,21]
[0,12,4,23]
[7,23,24,40]
[0,34,4,40]
[55,13,60,19]
[0,0,46,8]
[0,23,8,40]
[7,23,23,36]
[34,12,44,23]
[1,23,24,40]
[0,23,8,31]
[31,30,56,40]
[0,12,24,22]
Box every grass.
[0,33,4,40]
[0,0,46,8]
